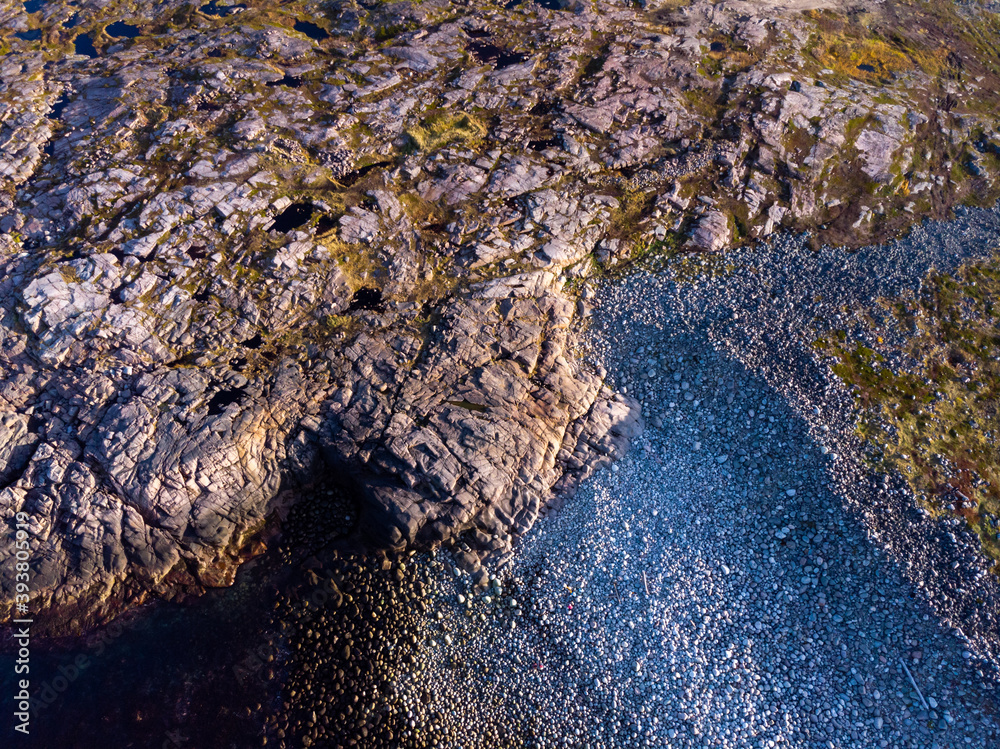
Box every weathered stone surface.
[855,129,903,183]
[0,0,998,632]
[689,211,732,252]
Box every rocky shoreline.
[355,210,1000,749]
[14,209,1000,748]
[4,0,1000,633]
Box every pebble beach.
[20,212,1000,749]
[372,210,1000,749]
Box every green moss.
[375,22,417,42]
[817,254,1000,570]
[844,114,874,143]
[328,240,386,291]
[323,313,359,335]
[783,121,817,159]
[404,111,487,153]
[679,88,723,121]
[606,187,655,240]
[628,230,684,268]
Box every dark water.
[0,477,377,747]
[265,74,303,88]
[293,19,329,40]
[528,136,561,151]
[270,202,314,232]
[199,1,247,17]
[529,99,556,116]
[340,160,391,186]
[206,386,247,415]
[0,556,282,748]
[0,469,376,748]
[347,287,386,313]
[74,34,97,58]
[23,0,44,12]
[47,94,71,120]
[467,40,527,69]
[314,213,340,234]
[240,332,263,349]
[105,21,140,39]
[14,30,42,41]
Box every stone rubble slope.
[1,0,999,629]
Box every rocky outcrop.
[1,0,999,631]
[689,211,731,252]
[0,250,639,631]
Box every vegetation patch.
[399,262,462,307]
[605,187,656,241]
[815,253,1000,568]
[405,111,487,153]
[323,313,359,336]
[810,34,914,82]
[328,239,386,291]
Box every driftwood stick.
[642,570,650,596]
[901,660,930,711]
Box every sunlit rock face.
[1,0,999,630]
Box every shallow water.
[0,554,281,746]
[199,1,247,17]
[105,21,140,40]
[293,19,329,41]
[47,94,71,120]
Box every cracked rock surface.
[2,0,1000,630]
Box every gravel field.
[379,208,1000,748]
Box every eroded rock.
[0,0,998,632]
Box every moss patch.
[816,253,1000,568]
[405,111,487,153]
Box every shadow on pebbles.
[276,210,1000,748]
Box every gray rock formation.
[1,0,999,631]
[689,211,731,252]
